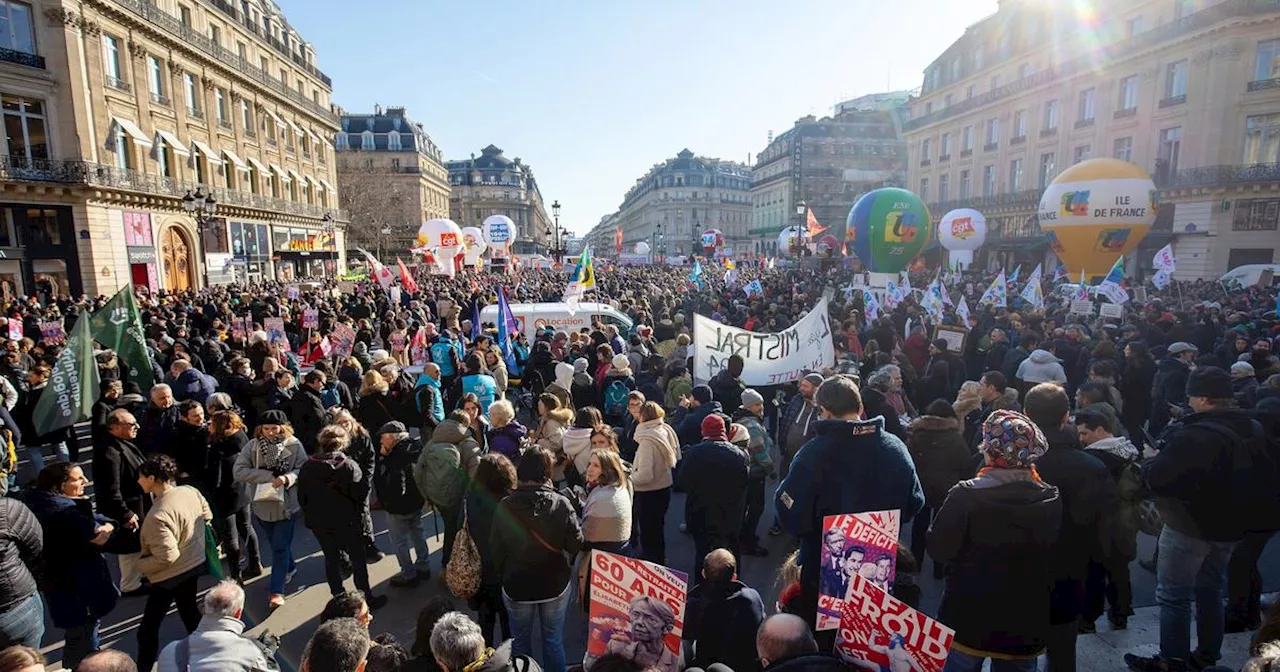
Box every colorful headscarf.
[980,409,1048,469]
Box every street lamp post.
[182,188,218,288]
[551,200,562,262]
[795,200,808,257]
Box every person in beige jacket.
[134,453,214,672]
[631,402,680,565]
[531,393,573,476]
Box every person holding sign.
[926,410,1063,671]
[773,375,924,649]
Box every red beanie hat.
[701,414,727,441]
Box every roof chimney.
[374,103,383,115]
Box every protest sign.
[694,298,834,385]
[817,510,900,630]
[836,574,956,672]
[302,309,319,329]
[390,332,407,352]
[40,321,65,344]
[286,285,299,300]
[7,319,21,341]
[586,551,687,672]
[263,317,287,350]
[1070,300,1095,316]
[1099,303,1123,319]
[330,323,356,359]
[230,317,247,340]
[931,326,967,356]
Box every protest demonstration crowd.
[0,247,1276,672]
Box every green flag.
[90,286,155,390]
[32,314,100,437]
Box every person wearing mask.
[415,410,482,564]
[413,363,446,434]
[906,399,973,579]
[170,400,211,488]
[291,370,330,456]
[672,385,723,451]
[487,400,527,465]
[429,611,541,672]
[631,402,679,565]
[297,424,389,611]
[684,548,766,672]
[155,580,276,672]
[373,422,431,588]
[1149,342,1199,438]
[490,447,583,672]
[677,414,749,585]
[774,375,925,648]
[928,409,1063,671]
[204,411,262,583]
[1126,367,1279,672]
[708,355,747,416]
[233,410,307,611]
[94,409,148,596]
[25,462,116,668]
[754,614,847,672]
[1024,382,1115,672]
[133,454,214,672]
[465,454,517,647]
[452,355,498,419]
[1075,407,1142,632]
[15,364,70,484]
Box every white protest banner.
[1070,300,1096,316]
[586,551,687,672]
[694,298,835,385]
[836,574,956,672]
[1099,303,1124,319]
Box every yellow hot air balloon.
[1037,158,1157,278]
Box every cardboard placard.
[586,551,686,672]
[835,574,956,672]
[302,309,319,330]
[932,325,968,355]
[1070,300,1095,316]
[40,321,65,344]
[1099,303,1123,319]
[817,511,901,630]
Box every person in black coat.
[138,385,179,456]
[676,414,748,585]
[93,409,148,594]
[204,410,261,581]
[1024,383,1116,672]
[1119,341,1157,443]
[465,454,517,646]
[169,400,211,489]
[1149,343,1198,438]
[90,380,122,453]
[331,409,381,562]
[907,401,974,577]
[0,495,44,651]
[291,371,330,456]
[372,423,430,587]
[755,614,848,672]
[684,548,766,672]
[15,365,72,484]
[862,366,908,442]
[670,385,724,450]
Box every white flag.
[1152,244,1176,271]
[1019,264,1044,309]
[956,296,971,325]
[563,282,585,315]
[1152,269,1173,290]
[979,271,1007,308]
[861,288,880,322]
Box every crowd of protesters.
[0,255,1274,672]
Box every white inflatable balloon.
[938,208,988,270]
[482,215,515,252]
[634,241,651,255]
[777,226,802,256]
[461,227,488,266]
[417,219,464,274]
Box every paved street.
[27,437,1280,670]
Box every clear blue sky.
[278,0,999,235]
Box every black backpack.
[1200,418,1280,534]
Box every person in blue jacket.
[169,359,217,405]
[413,363,446,433]
[430,331,463,396]
[774,374,924,649]
[450,355,497,418]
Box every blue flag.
[496,286,518,371]
[470,299,482,343]
[690,260,704,288]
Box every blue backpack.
[604,379,630,416]
[320,384,342,410]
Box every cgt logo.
[1059,190,1091,216]
[884,212,920,243]
[950,217,976,239]
[1094,228,1131,252]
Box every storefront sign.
[127,247,157,264]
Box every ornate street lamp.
[182,188,218,288]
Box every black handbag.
[100,523,142,555]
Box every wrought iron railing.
[1247,77,1280,91]
[105,76,132,93]
[1158,163,1280,188]
[906,0,1280,131]
[0,47,44,69]
[927,188,1043,213]
[0,155,347,220]
[1159,94,1187,108]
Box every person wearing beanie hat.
[570,357,597,412]
[708,354,747,416]
[1126,365,1280,671]
[1230,361,1259,408]
[601,353,637,425]
[677,407,747,587]
[926,408,1062,668]
[732,388,775,557]
[673,384,723,450]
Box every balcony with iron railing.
[105,76,132,93]
[905,0,1280,132]
[110,0,336,122]
[0,47,44,69]
[150,92,170,106]
[0,155,347,221]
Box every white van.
[479,302,634,339]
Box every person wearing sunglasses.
[93,409,149,597]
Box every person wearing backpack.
[430,331,464,400]
[1125,367,1279,672]
[313,360,353,411]
[414,410,481,565]
[601,354,636,426]
[1077,407,1143,632]
[291,370,330,456]
[413,363,446,435]
[449,355,498,419]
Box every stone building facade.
[446,144,551,256]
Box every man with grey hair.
[156,580,278,671]
[141,382,179,454]
[755,614,844,672]
[430,611,541,672]
[862,365,907,441]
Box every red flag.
[614,227,623,254]
[806,207,827,237]
[396,257,418,293]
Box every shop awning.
[304,174,322,189]
[153,130,189,155]
[286,119,305,137]
[269,164,292,182]
[306,128,322,145]
[318,178,335,193]
[265,109,286,127]
[111,117,152,147]
[189,139,224,165]
[221,148,250,173]
[286,168,303,184]
[246,157,269,174]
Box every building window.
[112,128,131,170]
[215,88,228,124]
[1018,62,1030,79]
[2,94,47,162]
[921,138,932,161]
[1078,88,1096,122]
[361,131,374,150]
[0,1,35,55]
[102,34,124,86]
[1165,60,1188,98]
[1074,145,1091,164]
[959,169,971,198]
[178,4,192,26]
[147,56,166,101]
[1159,126,1182,172]
[938,174,949,202]
[961,126,973,152]
[241,102,254,134]
[209,24,220,46]
[944,94,953,108]
[991,74,1002,90]
[1231,199,1280,231]
[1127,16,1144,37]
[1254,39,1280,81]
[949,59,960,81]
[1013,109,1027,138]
[1243,114,1280,164]
[1119,75,1139,111]
[387,132,402,151]
[972,46,984,71]
[940,132,951,157]
[1174,0,1194,20]
[1039,152,1056,187]
[156,143,173,178]
[1043,100,1059,130]
[984,118,1000,146]
[237,41,246,60]
[183,72,200,115]
[983,164,996,196]
[1113,136,1134,162]
[966,85,976,99]
[924,102,932,115]
[1010,158,1024,191]
[919,177,929,201]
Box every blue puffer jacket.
[173,368,217,404]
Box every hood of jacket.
[554,362,575,389]
[572,372,594,386]
[911,415,959,433]
[543,407,573,426]
[504,483,566,520]
[563,426,592,451]
[307,450,354,473]
[1086,436,1139,462]
[493,423,528,442]
[429,419,470,445]
[1028,349,1060,364]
